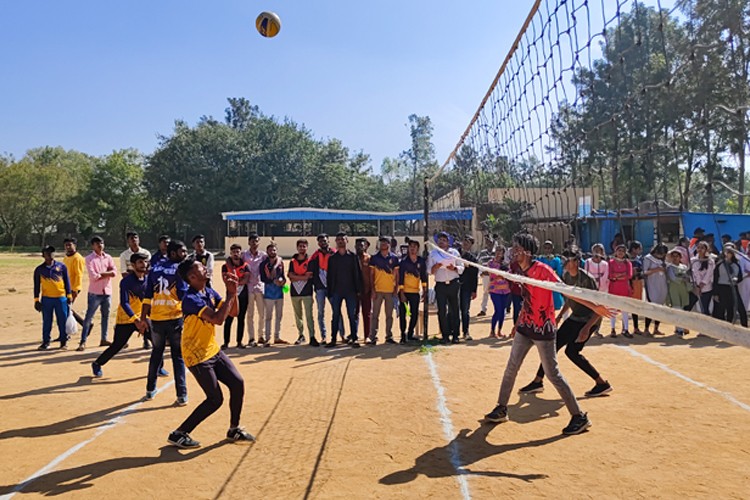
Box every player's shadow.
[507,393,566,423]
[0,400,173,440]
[0,340,39,352]
[0,443,227,496]
[0,348,152,369]
[380,424,558,485]
[0,375,142,400]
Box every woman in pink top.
[607,244,633,338]
[487,246,511,338]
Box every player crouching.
[167,258,254,448]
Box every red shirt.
[516,261,558,340]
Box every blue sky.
[0,1,536,172]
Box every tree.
[0,156,33,250]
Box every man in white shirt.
[428,232,465,344]
[242,232,267,347]
[119,232,151,277]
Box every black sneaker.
[227,426,256,443]
[295,335,305,345]
[385,338,397,344]
[325,340,336,348]
[451,337,460,344]
[350,341,360,348]
[309,337,320,347]
[562,412,591,435]
[584,381,612,397]
[518,380,544,394]
[37,343,50,351]
[168,430,200,448]
[91,362,103,378]
[484,404,508,423]
[399,337,406,345]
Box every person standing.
[260,243,287,346]
[141,240,189,404]
[538,241,565,311]
[487,245,511,339]
[78,236,116,350]
[309,233,344,343]
[119,232,151,277]
[167,259,255,448]
[459,235,479,341]
[476,238,494,317]
[607,244,633,338]
[642,244,669,336]
[91,253,150,376]
[484,233,607,435]
[369,236,400,345]
[221,244,251,349]
[398,239,427,343]
[666,248,692,336]
[508,246,524,325]
[628,241,645,335]
[288,239,317,346]
[428,232,464,344]
[689,241,715,315]
[712,244,748,326]
[192,234,215,287]
[62,237,85,306]
[517,249,611,397]
[584,243,609,293]
[355,238,373,344]
[151,235,170,267]
[327,232,363,348]
[241,233,266,347]
[33,246,71,350]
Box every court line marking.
[425,352,471,500]
[1,381,175,500]
[613,345,750,413]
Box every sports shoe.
[399,337,406,345]
[609,329,617,338]
[76,343,86,351]
[227,426,256,443]
[158,367,169,377]
[237,343,247,349]
[562,412,591,435]
[325,340,336,348]
[294,335,305,345]
[221,344,228,350]
[59,342,68,350]
[584,381,612,397]
[463,334,473,341]
[248,340,258,348]
[144,390,157,401]
[385,338,397,344]
[99,340,112,347]
[518,380,544,394]
[275,338,289,345]
[37,342,50,351]
[622,330,633,339]
[176,396,188,406]
[484,404,508,423]
[91,362,103,377]
[309,337,320,347]
[261,339,271,348]
[168,430,200,449]
[477,311,487,317]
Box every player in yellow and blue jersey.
[91,253,150,378]
[33,246,71,350]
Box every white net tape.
[427,242,750,349]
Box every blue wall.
[681,212,750,240]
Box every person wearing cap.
[368,236,400,345]
[192,234,214,287]
[151,235,170,267]
[712,243,748,326]
[459,235,479,341]
[119,231,151,278]
[428,231,465,344]
[78,236,117,350]
[241,232,267,347]
[309,233,345,343]
[33,246,72,350]
[91,252,151,377]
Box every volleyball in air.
[256,11,281,38]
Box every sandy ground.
[0,253,749,499]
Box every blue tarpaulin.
[222,207,473,222]
[680,212,750,239]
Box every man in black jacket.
[327,232,363,348]
[460,235,479,341]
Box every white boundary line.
[613,345,750,413]
[1,381,175,499]
[424,352,471,500]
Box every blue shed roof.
[222,207,473,222]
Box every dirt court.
[1,253,749,499]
